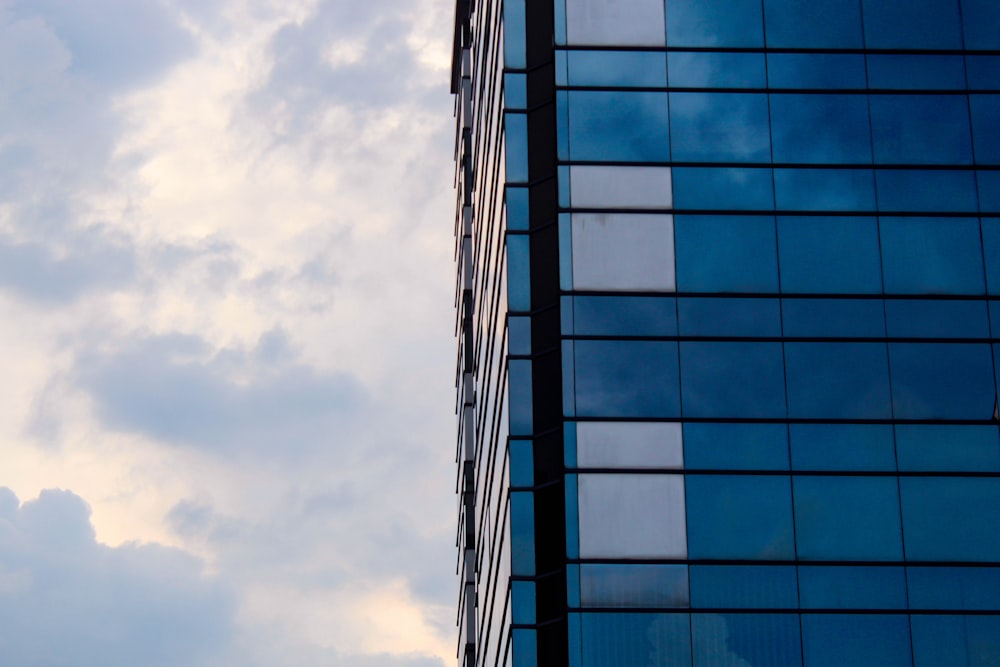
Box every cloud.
[0,487,235,667]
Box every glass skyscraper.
[451,1,1000,666]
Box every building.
[451,1,1000,666]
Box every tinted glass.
[686,475,795,559]
[801,615,911,667]
[884,299,989,338]
[683,423,790,471]
[782,299,886,337]
[784,343,892,419]
[983,218,1000,294]
[961,0,1000,49]
[799,566,907,609]
[773,169,876,211]
[567,91,669,161]
[580,613,692,667]
[869,95,973,165]
[579,564,689,608]
[767,54,867,89]
[573,296,677,336]
[970,95,1000,164]
[879,218,985,294]
[888,343,995,419]
[764,0,863,48]
[680,342,786,418]
[862,0,962,49]
[675,215,779,291]
[692,614,802,667]
[789,423,897,472]
[875,170,979,212]
[777,217,882,293]
[668,52,766,88]
[669,93,771,162]
[689,565,798,608]
[895,424,1000,472]
[907,566,1000,611]
[567,50,667,87]
[574,340,680,417]
[677,297,780,336]
[666,0,764,47]
[770,94,872,164]
[672,168,775,210]
[911,615,1000,667]
[900,477,1000,561]
[867,55,967,90]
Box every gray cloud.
[0,487,235,667]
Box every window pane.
[580,613,692,667]
[966,56,1000,89]
[867,54,967,90]
[782,299,886,337]
[686,475,795,560]
[773,168,876,211]
[793,476,903,560]
[576,421,684,469]
[770,94,871,164]
[799,566,907,609]
[911,616,1000,667]
[983,218,1000,294]
[575,340,680,418]
[692,614,802,667]
[567,50,667,87]
[670,93,770,163]
[777,217,882,293]
[888,343,995,419]
[870,95,973,165]
[678,297,780,337]
[680,342,786,418]
[578,474,687,558]
[801,615,912,667]
[666,0,764,46]
[675,215,778,291]
[767,54,867,89]
[789,423,897,472]
[684,423,789,471]
[900,477,1000,561]
[573,296,677,336]
[880,218,985,295]
[784,343,892,419]
[875,170,979,212]
[764,0,863,47]
[672,168,774,210]
[571,213,676,291]
[565,0,666,46]
[667,52,766,88]
[862,0,962,49]
[961,0,1000,50]
[570,165,673,210]
[567,91,669,161]
[907,566,1000,611]
[970,95,1000,164]
[884,299,989,338]
[580,564,689,608]
[690,565,798,609]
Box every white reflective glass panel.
[577,421,684,469]
[565,0,666,46]
[570,166,673,210]
[578,473,687,558]
[572,214,676,291]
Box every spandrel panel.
[798,566,907,609]
[782,299,887,338]
[579,564,689,608]
[867,55,967,90]
[683,422,789,471]
[574,340,680,418]
[666,0,764,47]
[567,50,667,87]
[789,424,897,472]
[686,475,795,560]
[571,213,676,291]
[577,473,687,558]
[777,217,882,293]
[970,95,1000,164]
[570,166,673,209]
[870,95,973,165]
[567,91,670,162]
[801,615,912,667]
[769,94,872,164]
[785,343,892,419]
[793,476,903,561]
[677,297,781,337]
[763,0,863,48]
[576,421,684,469]
[888,343,995,419]
[775,168,878,213]
[672,168,774,210]
[900,477,1000,561]
[767,54,867,90]
[691,614,803,667]
[911,616,1000,667]
[875,170,978,212]
[895,424,1000,472]
[667,52,766,89]
[966,56,1000,89]
[573,296,677,336]
[689,565,798,609]
[675,215,779,291]
[879,218,985,295]
[580,613,692,667]
[884,299,989,338]
[565,0,666,46]
[961,0,1000,49]
[680,342,787,418]
[669,93,771,163]
[862,0,962,49]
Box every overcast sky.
[0,0,457,664]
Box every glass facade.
[453,1,1000,666]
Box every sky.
[0,0,459,664]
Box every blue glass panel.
[564,422,577,468]
[789,424,897,472]
[801,615,911,667]
[971,95,1000,164]
[556,49,568,85]
[888,343,994,419]
[870,95,973,165]
[912,615,1000,667]
[568,614,581,667]
[579,564,689,608]
[880,218,985,294]
[508,359,533,435]
[558,165,570,207]
[557,91,569,160]
[574,340,680,418]
[862,0,962,49]
[506,186,529,231]
[512,629,537,667]
[565,474,578,558]
[573,296,677,336]
[782,299,886,337]
[666,0,764,47]
[510,492,535,575]
[670,93,770,163]
[962,0,1000,50]
[510,438,533,487]
[686,475,795,560]
[507,234,531,310]
[680,342,786,418]
[667,52,766,88]
[980,170,1000,211]
[770,94,871,164]
[672,168,775,211]
[567,51,667,88]
[690,565,798,608]
[777,217,882,293]
[896,425,1000,473]
[875,170,979,213]
[967,56,1000,89]
[567,564,580,607]
[867,55,967,90]
[885,299,989,338]
[799,566,907,609]
[675,215,779,291]
[567,91,669,162]
[984,218,1000,294]
[562,340,575,417]
[907,567,1000,611]
[580,613,692,667]
[505,113,529,182]
[773,169,876,211]
[503,0,526,68]
[900,477,1000,561]
[512,581,536,623]
[677,298,780,337]
[793,476,903,560]
[508,316,531,355]
[767,54,867,89]
[505,73,528,109]
[559,212,571,290]
[763,0,863,48]
[684,423,789,471]
[692,614,802,667]
[785,343,892,419]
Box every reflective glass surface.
[686,475,795,559]
[566,91,670,161]
[666,0,764,47]
[763,0,863,48]
[574,341,680,417]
